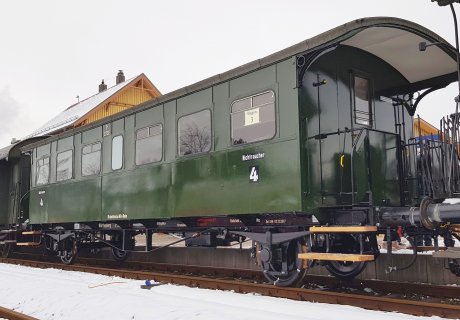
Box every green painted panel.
[173,139,302,216]
[368,131,400,205]
[36,144,51,159]
[112,118,125,134]
[124,115,135,171]
[163,101,176,162]
[50,140,57,183]
[177,88,212,115]
[30,177,102,223]
[277,58,298,139]
[82,126,102,144]
[74,133,82,178]
[102,164,171,220]
[57,136,73,152]
[230,66,276,100]
[212,83,230,151]
[135,106,163,129]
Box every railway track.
[9,251,460,301]
[1,254,460,318]
[0,306,38,320]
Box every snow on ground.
[443,198,460,205]
[0,263,451,320]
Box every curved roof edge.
[22,17,458,151]
[0,137,49,161]
[138,17,456,110]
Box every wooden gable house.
[27,71,161,138]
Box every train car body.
[27,60,302,223]
[2,17,460,285]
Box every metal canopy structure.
[149,16,458,113]
[342,26,456,85]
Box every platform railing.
[408,114,460,201]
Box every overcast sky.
[0,0,458,147]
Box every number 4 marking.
[249,166,259,183]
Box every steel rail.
[1,257,460,318]
[8,252,460,300]
[0,306,38,320]
[75,256,460,299]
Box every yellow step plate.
[22,231,42,235]
[309,226,377,233]
[298,252,375,262]
[15,242,41,246]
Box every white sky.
[0,0,458,147]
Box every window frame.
[177,109,212,157]
[351,74,374,127]
[111,135,124,171]
[36,155,50,186]
[135,124,163,166]
[230,90,277,146]
[81,141,102,177]
[56,149,74,182]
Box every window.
[136,125,163,165]
[353,76,372,126]
[178,110,211,156]
[82,142,101,176]
[231,91,276,145]
[56,150,73,182]
[112,135,123,170]
[36,156,50,186]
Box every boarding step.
[309,226,377,233]
[0,240,17,245]
[21,231,42,235]
[298,252,375,262]
[15,242,40,247]
[432,247,460,259]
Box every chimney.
[99,79,107,93]
[116,70,125,84]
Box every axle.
[378,198,460,230]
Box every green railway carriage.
[2,17,460,285]
[28,60,302,223]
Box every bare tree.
[180,123,211,155]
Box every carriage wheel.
[325,261,367,279]
[259,238,308,287]
[111,232,132,262]
[112,247,130,262]
[324,234,369,280]
[60,236,77,265]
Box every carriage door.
[0,160,9,225]
[8,159,21,225]
[350,75,373,205]
[7,154,30,225]
[18,154,31,223]
[305,71,353,206]
[350,75,402,206]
